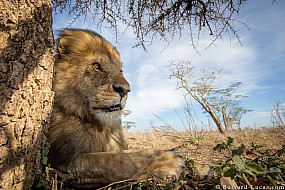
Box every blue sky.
[52,0,285,131]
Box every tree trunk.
[210,112,226,134]
[200,98,226,134]
[225,118,234,131]
[0,0,54,189]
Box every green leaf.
[279,164,285,169]
[42,146,49,157]
[243,169,257,178]
[41,157,48,165]
[187,159,195,167]
[269,167,282,174]
[227,137,234,146]
[232,155,246,170]
[222,167,230,175]
[247,163,265,175]
[193,167,199,175]
[223,167,237,178]
[232,144,246,156]
[214,143,226,151]
[212,179,220,188]
[41,144,50,165]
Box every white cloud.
[253,111,271,118]
[125,84,183,120]
[52,0,285,130]
[122,46,186,121]
[122,35,261,127]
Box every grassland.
[125,127,285,165]
[35,127,285,189]
[122,127,285,189]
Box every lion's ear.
[57,29,76,56]
[57,30,88,56]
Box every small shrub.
[32,142,65,190]
[212,137,285,188]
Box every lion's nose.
[113,83,130,98]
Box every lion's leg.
[57,149,185,188]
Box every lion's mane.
[47,29,130,169]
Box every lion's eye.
[92,62,101,71]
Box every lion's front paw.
[141,149,185,180]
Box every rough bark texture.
[0,0,54,189]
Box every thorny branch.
[52,0,248,49]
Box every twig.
[97,178,134,190]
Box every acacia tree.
[168,61,251,134]
[0,0,249,189]
[53,0,247,49]
[122,110,136,130]
[209,82,252,130]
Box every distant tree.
[270,100,285,129]
[209,82,252,130]
[122,110,136,130]
[168,61,252,134]
[53,0,248,49]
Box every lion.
[46,29,185,188]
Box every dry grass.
[35,127,285,189]
[125,127,285,176]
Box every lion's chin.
[94,109,122,126]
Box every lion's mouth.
[101,104,122,112]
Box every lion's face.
[53,29,130,125]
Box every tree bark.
[0,0,54,189]
[200,97,226,134]
[209,111,225,134]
